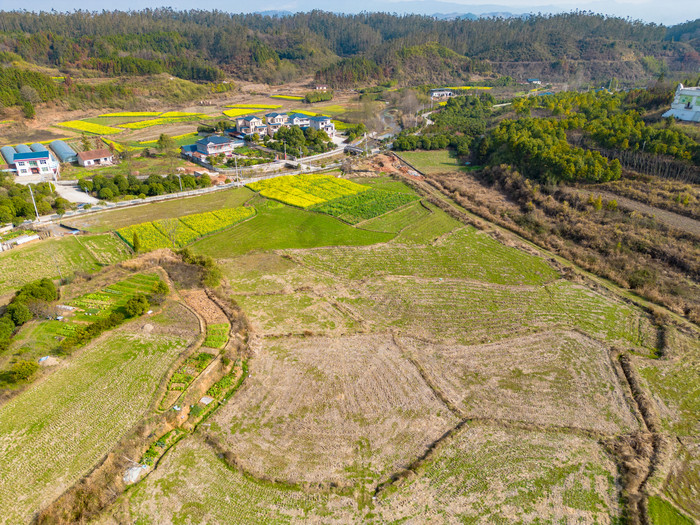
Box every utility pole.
[27,184,40,222]
[176,173,183,192]
[234,156,239,185]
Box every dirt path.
[577,189,700,237]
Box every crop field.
[360,200,432,233]
[232,293,360,335]
[118,115,208,129]
[400,331,638,433]
[69,272,161,321]
[270,95,304,100]
[204,323,230,349]
[210,334,459,485]
[378,424,620,523]
[56,120,124,135]
[223,108,261,118]
[190,201,394,258]
[0,234,128,297]
[98,111,161,117]
[225,104,282,109]
[247,173,369,208]
[116,206,255,251]
[0,302,197,523]
[167,352,214,392]
[311,188,419,224]
[64,187,254,232]
[112,436,359,524]
[181,289,229,324]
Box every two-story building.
[13,147,60,177]
[429,88,454,99]
[195,135,241,156]
[265,112,288,135]
[663,84,700,123]
[309,115,335,136]
[236,115,267,136]
[288,113,311,127]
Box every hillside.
[0,10,698,95]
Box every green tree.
[132,232,141,253]
[124,295,150,317]
[7,302,32,326]
[81,132,90,152]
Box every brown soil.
[180,289,228,325]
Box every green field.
[648,496,695,525]
[64,187,254,233]
[204,323,230,349]
[0,234,129,297]
[312,188,419,224]
[397,149,465,174]
[190,201,394,258]
[0,303,196,523]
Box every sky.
[0,0,697,25]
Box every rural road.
[577,189,700,236]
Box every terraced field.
[210,334,459,485]
[0,234,128,296]
[0,302,197,523]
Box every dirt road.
[578,189,700,236]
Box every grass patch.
[190,202,394,258]
[204,323,230,349]
[648,496,694,525]
[397,149,465,175]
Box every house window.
[40,160,47,164]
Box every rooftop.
[77,149,112,161]
[13,151,50,161]
[197,135,232,145]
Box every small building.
[235,116,266,136]
[309,115,335,135]
[288,113,311,127]
[663,84,700,123]
[314,85,329,91]
[13,149,60,177]
[77,148,114,167]
[50,140,78,163]
[194,135,242,156]
[429,88,454,99]
[527,78,542,85]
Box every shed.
[50,140,78,163]
[30,143,48,152]
[15,144,31,154]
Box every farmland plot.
[210,334,459,485]
[311,188,419,224]
[294,226,560,286]
[0,235,128,296]
[377,424,621,523]
[0,302,197,523]
[247,174,369,208]
[400,331,639,433]
[113,436,360,524]
[232,293,360,335]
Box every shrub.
[124,295,150,317]
[7,302,32,326]
[11,360,39,382]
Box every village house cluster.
[0,140,114,178]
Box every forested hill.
[0,10,698,86]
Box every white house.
[14,150,60,177]
[265,112,288,135]
[194,136,240,156]
[236,115,266,135]
[429,88,454,99]
[663,84,700,123]
[309,115,335,135]
[288,113,311,127]
[77,149,114,167]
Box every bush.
[124,295,150,317]
[11,360,39,382]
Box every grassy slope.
[64,187,254,233]
[397,149,465,175]
[0,234,128,297]
[190,201,394,258]
[0,304,195,523]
